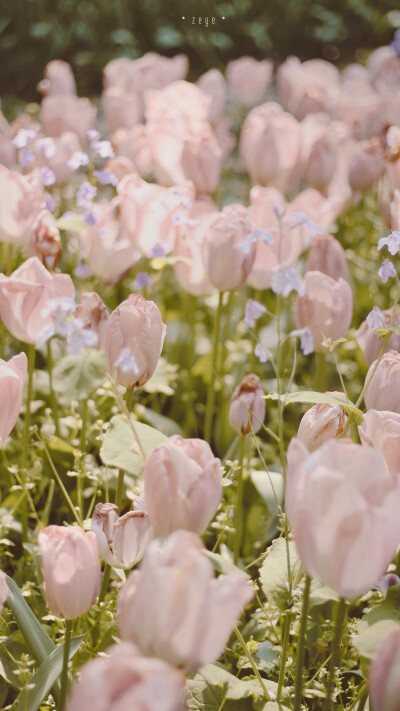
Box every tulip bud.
[295,271,353,352]
[75,292,109,350]
[26,209,62,270]
[0,165,45,243]
[229,374,265,435]
[204,206,255,291]
[359,409,400,475]
[181,132,222,194]
[226,58,273,107]
[40,95,97,147]
[0,353,27,448]
[306,233,349,281]
[144,435,222,536]
[364,350,400,413]
[197,69,227,123]
[297,394,348,451]
[91,496,153,569]
[38,525,101,619]
[117,530,254,671]
[37,60,76,96]
[303,133,336,192]
[369,628,400,711]
[356,308,400,366]
[104,294,166,388]
[0,570,8,614]
[348,138,384,191]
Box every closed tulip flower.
[348,138,385,192]
[306,233,349,281]
[204,206,255,291]
[295,271,353,352]
[0,570,7,614]
[75,292,109,350]
[286,438,400,598]
[37,60,76,96]
[303,133,337,192]
[197,69,227,123]
[117,530,254,671]
[0,165,45,243]
[91,496,153,569]
[144,435,222,536]
[0,353,27,448]
[226,57,273,107]
[38,526,101,619]
[364,350,400,413]
[26,209,62,269]
[229,374,265,435]
[369,628,400,711]
[356,309,400,366]
[40,95,97,146]
[359,409,400,475]
[297,395,348,451]
[65,642,186,711]
[0,256,75,344]
[104,294,166,388]
[181,131,222,194]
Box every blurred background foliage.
[1,0,400,99]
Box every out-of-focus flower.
[197,69,227,123]
[75,292,109,350]
[226,57,273,107]
[277,56,340,120]
[117,530,254,671]
[379,260,397,283]
[373,573,400,596]
[0,165,45,243]
[378,231,400,256]
[254,344,268,363]
[144,435,222,536]
[356,308,400,366]
[91,496,153,569]
[26,209,62,270]
[38,525,101,619]
[369,628,400,711]
[297,395,348,451]
[40,95,97,146]
[366,306,385,331]
[271,264,304,296]
[181,131,222,194]
[229,374,265,435]
[291,328,315,355]
[204,206,255,291]
[0,353,27,448]
[348,139,385,191]
[244,299,266,328]
[306,233,349,281]
[37,60,76,96]
[364,350,400,413]
[359,409,400,475]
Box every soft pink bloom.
[104,53,188,93]
[111,126,153,179]
[0,257,75,344]
[306,233,349,281]
[104,294,166,388]
[348,138,385,191]
[38,525,101,619]
[37,131,81,186]
[295,271,353,352]
[364,350,400,413]
[101,88,142,133]
[0,166,45,243]
[286,438,400,598]
[181,130,222,194]
[144,435,222,536]
[204,206,255,291]
[331,84,382,140]
[37,60,76,96]
[103,57,139,92]
[359,409,400,476]
[0,353,27,448]
[117,530,254,671]
[0,570,7,614]
[65,642,186,711]
[356,309,400,366]
[277,56,340,120]
[173,231,213,297]
[226,57,273,107]
[301,116,337,192]
[91,495,153,569]
[106,155,137,181]
[229,374,265,435]
[240,102,303,193]
[40,95,97,146]
[75,292,110,350]
[197,69,227,123]
[390,188,400,231]
[26,209,62,270]
[297,395,348,451]
[0,113,16,168]
[369,628,400,711]
[367,46,400,90]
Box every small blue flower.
[291,328,314,355]
[244,299,267,328]
[148,242,166,258]
[378,231,400,256]
[254,344,268,363]
[379,259,397,283]
[366,306,384,331]
[134,272,152,289]
[39,167,56,187]
[271,265,304,297]
[68,152,89,170]
[94,169,118,187]
[114,348,140,376]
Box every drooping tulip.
[91,496,153,569]
[364,350,400,413]
[0,353,27,448]
[229,374,265,435]
[297,395,348,451]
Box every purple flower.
[148,242,166,258]
[18,150,35,168]
[378,231,400,256]
[245,299,267,328]
[68,152,89,170]
[171,210,194,227]
[77,181,97,210]
[94,169,118,186]
[379,259,397,283]
[87,129,100,143]
[287,211,322,235]
[67,318,99,355]
[83,211,97,226]
[134,272,152,289]
[254,344,268,363]
[39,297,77,342]
[114,348,140,376]
[271,265,304,297]
[39,167,56,187]
[74,262,90,279]
[272,204,285,220]
[12,128,36,149]
[391,29,400,56]
[37,137,56,159]
[366,306,385,331]
[172,190,192,209]
[373,573,400,596]
[93,140,114,159]
[45,192,55,213]
[240,228,273,254]
[291,328,314,356]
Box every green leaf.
[142,357,177,396]
[100,416,167,476]
[265,390,364,424]
[353,583,400,659]
[6,577,55,665]
[205,551,250,578]
[55,214,86,233]
[136,405,184,437]
[250,471,284,514]
[52,349,107,404]
[187,663,273,711]
[10,635,84,711]
[259,538,301,611]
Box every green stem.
[20,343,35,539]
[47,340,60,437]
[315,351,326,392]
[234,627,272,702]
[126,388,134,411]
[323,597,347,711]
[59,619,73,711]
[277,612,291,701]
[293,574,311,711]
[356,687,368,711]
[78,400,88,519]
[204,291,224,443]
[233,436,245,565]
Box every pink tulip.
[197,69,227,123]
[91,494,153,569]
[104,294,166,388]
[0,113,16,168]
[101,88,142,133]
[390,188,400,231]
[204,206,255,291]
[295,271,353,352]
[117,530,254,671]
[144,435,222,536]
[37,60,76,96]
[75,292,109,350]
[286,438,400,598]
[26,209,62,270]
[303,132,337,192]
[277,56,339,120]
[0,166,45,243]
[229,374,265,435]
[0,353,27,447]
[181,130,222,194]
[226,57,273,107]
[297,395,348,451]
[111,126,153,179]
[369,628,400,711]
[306,233,349,281]
[356,309,400,366]
[0,570,7,614]
[173,227,213,297]
[40,95,97,146]
[38,525,101,619]
[103,57,137,92]
[364,350,400,413]
[348,138,384,191]
[65,642,186,711]
[359,409,400,476]
[36,131,81,186]
[0,257,75,344]
[368,46,400,90]
[132,52,188,94]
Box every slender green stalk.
[323,597,347,711]
[204,291,224,443]
[277,611,291,701]
[126,387,134,411]
[233,436,245,565]
[47,340,60,437]
[20,343,35,538]
[38,435,82,526]
[59,619,73,711]
[234,626,272,702]
[293,574,311,711]
[356,687,368,711]
[97,564,111,605]
[315,351,326,392]
[77,399,88,519]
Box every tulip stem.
[204,291,224,443]
[293,574,311,711]
[315,352,326,392]
[20,343,35,538]
[234,626,272,702]
[126,387,134,411]
[59,618,73,711]
[277,611,291,701]
[47,340,60,437]
[78,399,88,518]
[233,435,245,565]
[323,597,347,711]
[98,564,111,605]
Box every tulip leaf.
[265,390,364,424]
[55,214,86,233]
[52,349,108,405]
[353,583,400,660]
[259,538,302,612]
[136,404,184,437]
[250,471,284,514]
[10,635,84,711]
[100,415,167,476]
[187,663,280,710]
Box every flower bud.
[75,292,109,350]
[204,206,255,291]
[26,209,62,270]
[226,58,272,107]
[356,308,400,366]
[306,233,349,281]
[37,60,76,96]
[348,138,384,191]
[197,69,227,123]
[181,131,222,194]
[229,374,265,435]
[303,133,336,192]
[0,570,8,614]
[0,353,27,448]
[369,628,400,711]
[0,165,45,243]
[359,409,400,475]
[104,294,166,388]
[38,525,101,619]
[364,350,400,413]
[91,496,153,569]
[297,395,348,451]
